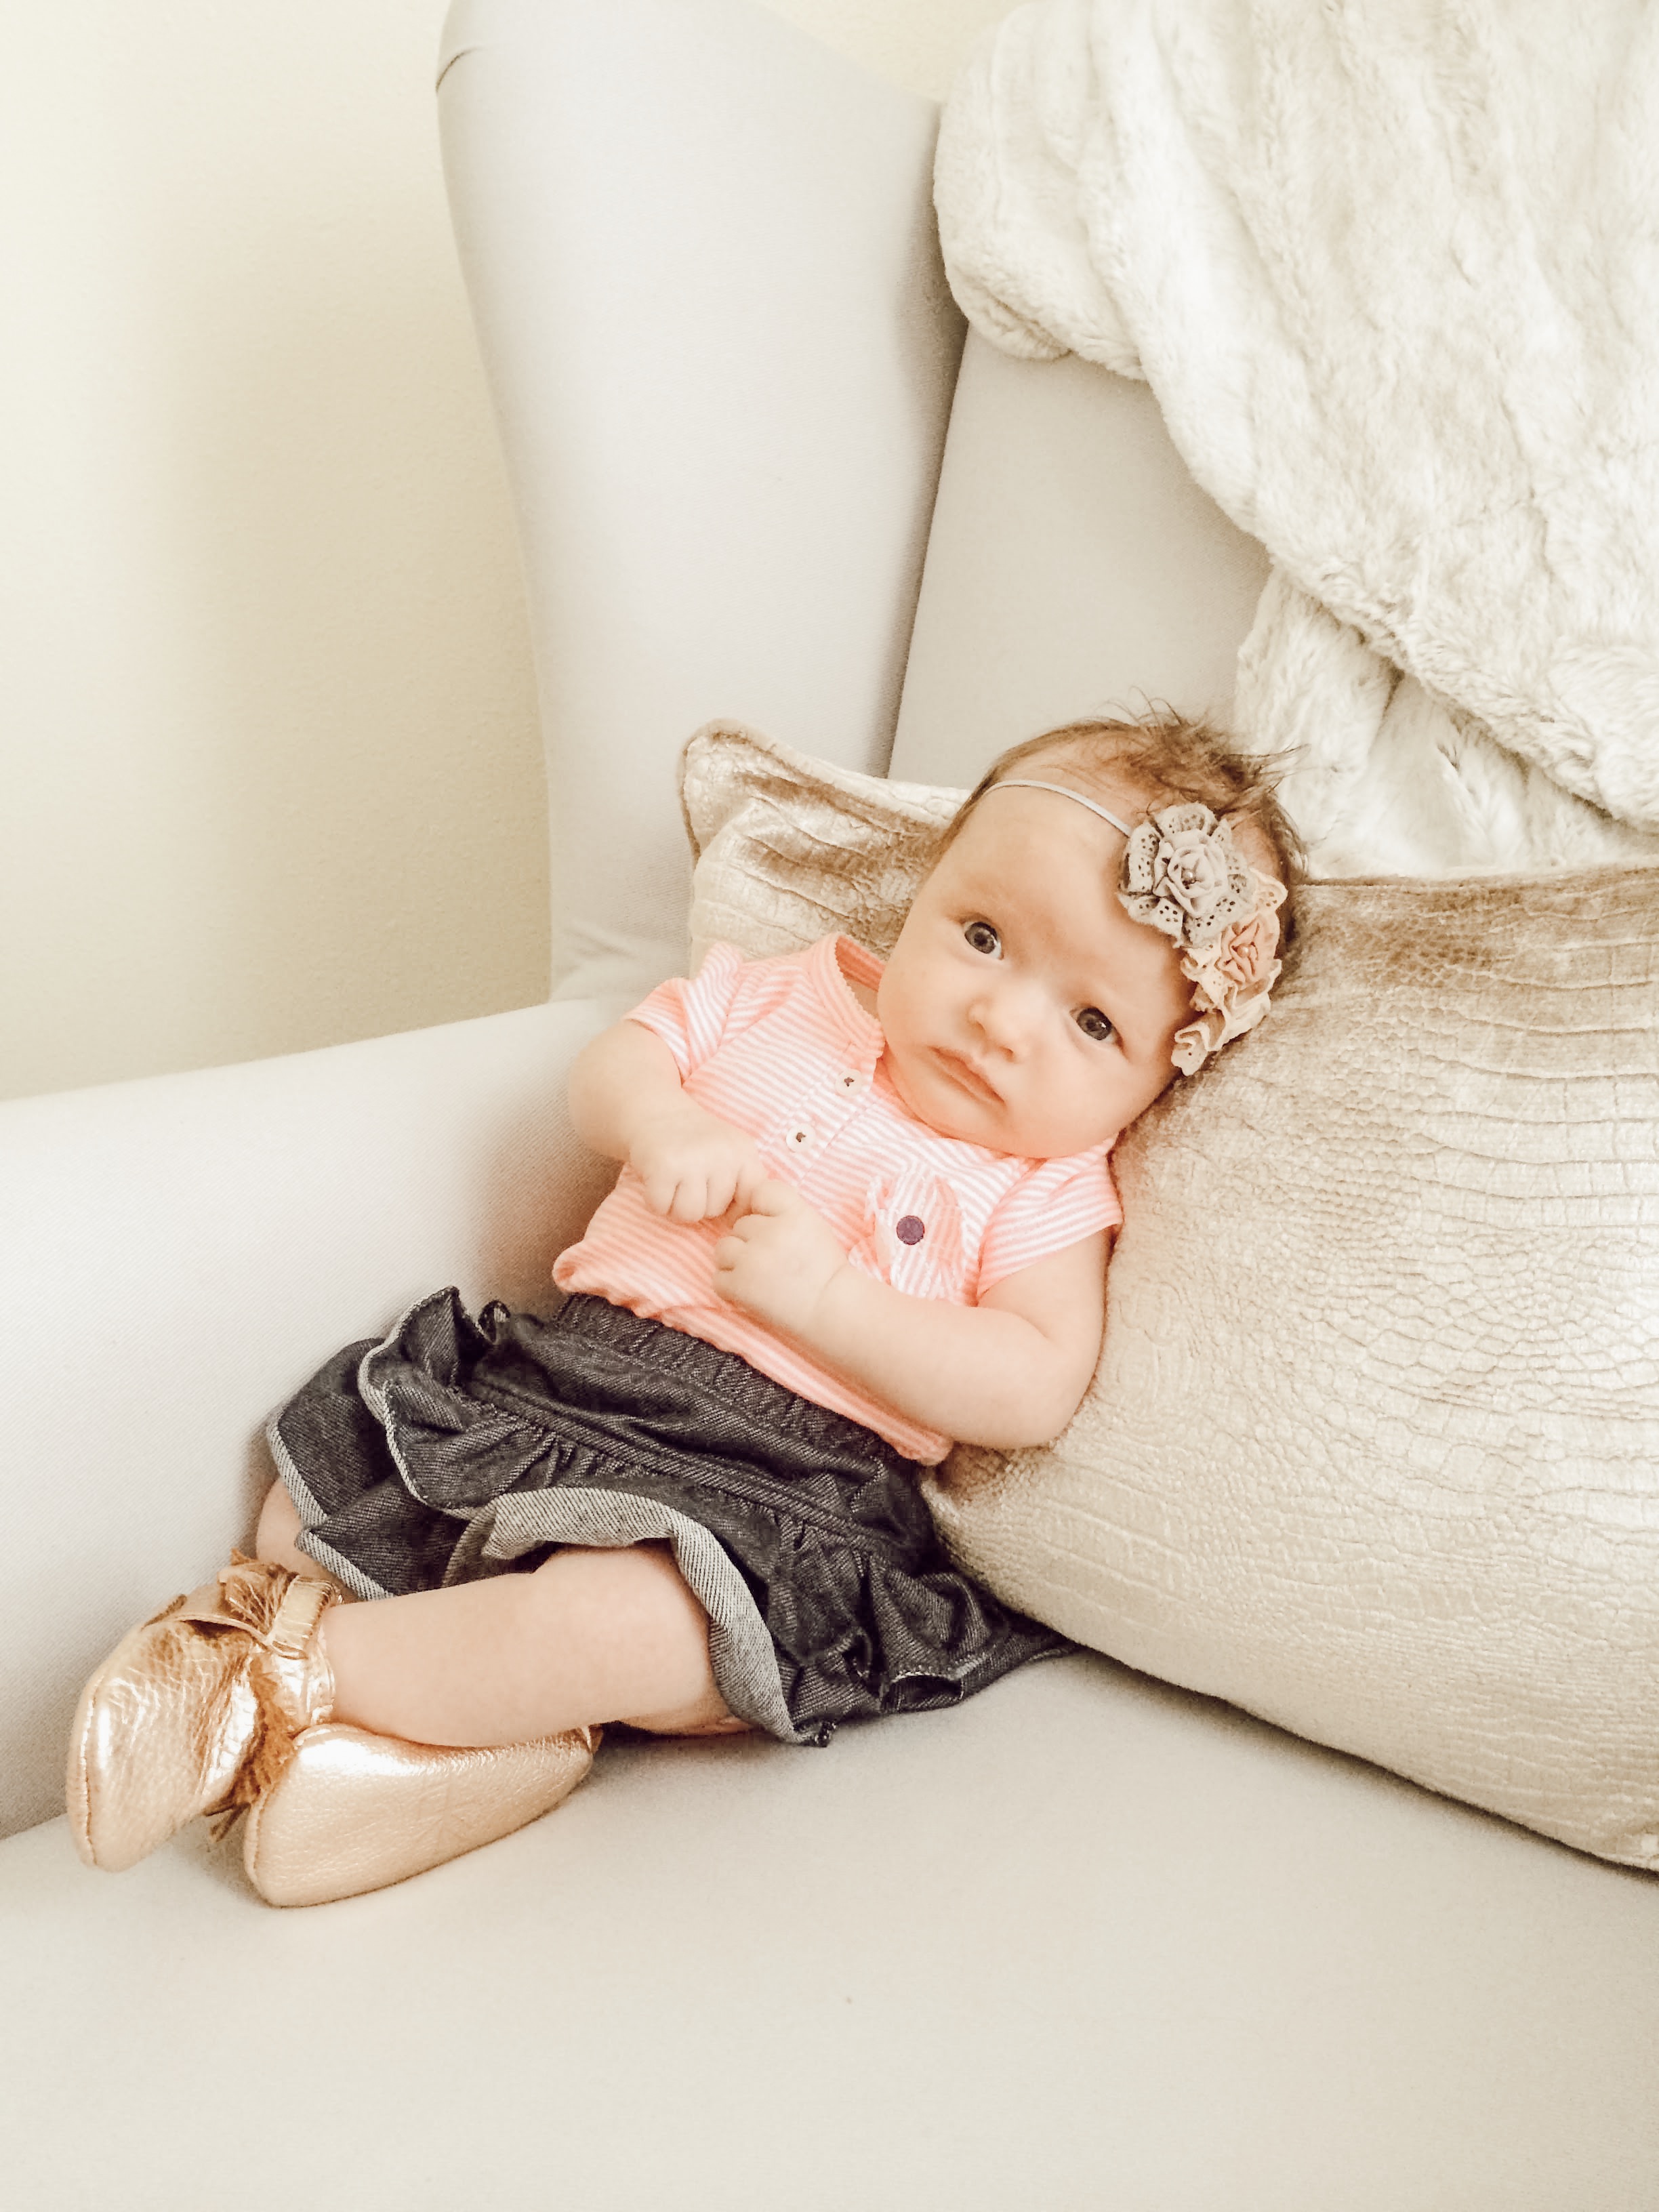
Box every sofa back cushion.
[888,331,1269,792]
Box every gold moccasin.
[66,1555,337,1873]
[242,1722,600,1907]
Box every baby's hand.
[712,1180,847,1339]
[628,1103,766,1224]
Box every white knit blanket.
[935,0,1659,876]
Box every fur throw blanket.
[935,0,1659,876]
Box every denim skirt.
[268,1289,1068,1746]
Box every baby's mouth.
[933,1048,1000,1105]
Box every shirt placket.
[779,1039,882,1179]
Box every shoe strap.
[268,1574,336,1658]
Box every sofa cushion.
[682,720,962,967]
[680,722,1659,1866]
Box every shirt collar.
[805,933,885,1059]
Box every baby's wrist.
[626,1097,714,1166]
[805,1254,867,1358]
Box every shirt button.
[840,1071,859,1090]
[787,1125,813,1149]
[895,1215,926,1246]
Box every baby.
[68,715,1298,1902]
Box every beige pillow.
[680,722,1659,1868]
[682,720,964,967]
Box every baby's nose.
[971,979,1037,1054]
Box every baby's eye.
[1075,1006,1115,1044]
[963,920,1001,956]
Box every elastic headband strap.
[984,779,1134,838]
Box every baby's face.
[876,783,1195,1158]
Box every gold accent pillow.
[680,722,1659,1868]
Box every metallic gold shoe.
[241,1722,600,1906]
[66,1555,337,1873]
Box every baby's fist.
[629,1103,764,1224]
[712,1179,846,1338]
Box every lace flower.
[1117,804,1287,1075]
[1119,803,1256,950]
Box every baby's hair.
[944,710,1305,956]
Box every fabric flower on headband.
[1118,803,1286,1076]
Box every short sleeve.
[625,941,749,1078]
[975,1149,1122,1296]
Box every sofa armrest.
[0,998,620,1836]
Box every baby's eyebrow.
[1078,964,1160,1028]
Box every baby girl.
[68,714,1297,1904]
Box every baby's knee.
[524,1543,738,1733]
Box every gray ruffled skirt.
[268,1290,1068,1746]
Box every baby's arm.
[571,1017,1106,1447]
[715,1181,1107,1450]
[567,1018,766,1223]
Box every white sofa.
[4,5,1657,2205]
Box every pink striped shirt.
[554,936,1120,1462]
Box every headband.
[981,777,1286,1076]
[991,778,1134,837]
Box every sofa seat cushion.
[12,1650,1659,2209]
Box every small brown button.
[895,1215,926,1246]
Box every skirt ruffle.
[268,1290,1069,1745]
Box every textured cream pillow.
[682,720,964,966]
[680,722,1659,1868]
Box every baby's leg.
[255,1479,741,1742]
[255,1479,348,1588]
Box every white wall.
[1,0,1015,1103]
[756,0,1015,98]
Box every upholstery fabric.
[889,336,1269,791]
[680,723,1659,1864]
